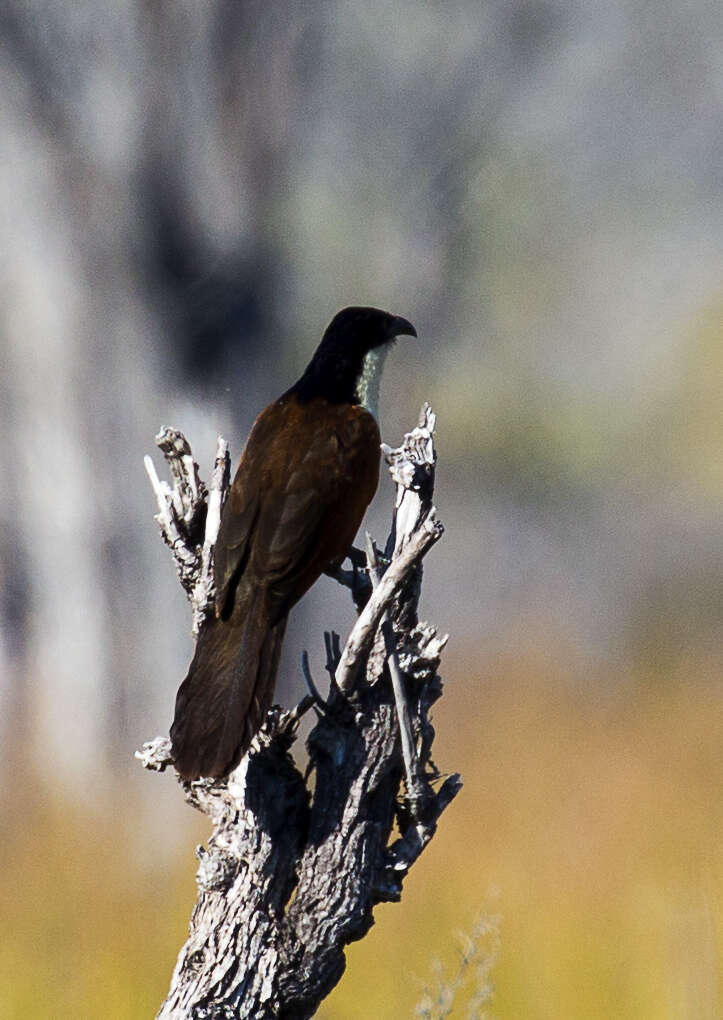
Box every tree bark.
[138,403,461,1019]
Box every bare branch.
[155,427,206,528]
[383,402,437,560]
[365,533,428,816]
[135,735,173,772]
[334,510,443,692]
[194,434,231,634]
[145,429,230,634]
[300,650,327,711]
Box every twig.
[365,534,429,817]
[300,650,327,711]
[334,511,443,691]
[323,630,342,687]
[197,434,231,628]
[144,429,230,634]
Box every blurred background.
[1,1,721,1016]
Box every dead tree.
[139,404,461,1019]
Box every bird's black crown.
[287,306,416,405]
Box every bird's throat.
[356,345,390,420]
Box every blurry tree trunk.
[139,405,461,1018]
[0,2,315,779]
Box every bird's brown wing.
[215,397,380,623]
[213,403,280,620]
[172,396,380,779]
[247,399,381,619]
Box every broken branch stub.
[144,430,230,635]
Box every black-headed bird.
[170,306,416,780]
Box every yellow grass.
[3,642,722,1018]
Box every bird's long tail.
[170,591,287,780]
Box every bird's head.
[289,306,417,414]
[321,306,417,353]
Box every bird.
[170,306,417,780]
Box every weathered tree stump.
[139,404,461,1019]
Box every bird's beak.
[390,315,417,339]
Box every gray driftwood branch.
[139,403,461,1019]
[144,429,231,635]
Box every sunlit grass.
[2,641,722,1018]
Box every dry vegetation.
[3,634,722,1019]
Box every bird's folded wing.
[215,399,379,621]
[213,402,343,613]
[213,404,280,619]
